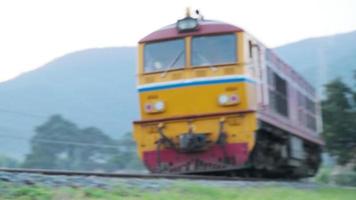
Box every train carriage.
[132,12,323,177]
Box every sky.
[0,0,355,82]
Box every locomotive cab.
[136,17,256,119]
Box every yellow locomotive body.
[133,15,323,177]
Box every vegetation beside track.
[0,181,355,200]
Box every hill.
[0,47,137,158]
[275,30,356,93]
[0,30,355,159]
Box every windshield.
[191,34,236,67]
[144,39,185,73]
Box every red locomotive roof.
[139,20,244,43]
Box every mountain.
[275,30,356,93]
[0,47,138,158]
[0,31,355,159]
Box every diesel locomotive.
[132,11,323,177]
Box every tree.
[0,155,19,168]
[23,115,120,171]
[354,71,356,104]
[23,115,80,169]
[108,132,144,170]
[322,77,356,165]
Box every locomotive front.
[133,14,259,174]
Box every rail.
[0,168,269,181]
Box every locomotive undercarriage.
[177,121,322,178]
[246,121,322,178]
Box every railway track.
[0,168,267,182]
[0,167,317,192]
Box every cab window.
[144,39,185,73]
[191,34,236,67]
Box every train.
[132,11,323,178]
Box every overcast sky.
[0,0,355,82]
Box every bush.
[0,154,20,168]
[333,173,356,187]
[314,167,332,184]
[10,187,52,200]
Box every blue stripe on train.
[137,77,256,92]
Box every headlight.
[176,17,199,32]
[145,101,165,113]
[218,95,229,105]
[218,94,240,106]
[154,101,165,111]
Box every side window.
[267,67,289,117]
[297,91,317,131]
[267,66,274,87]
[305,96,317,130]
[297,91,305,126]
[305,97,316,114]
[274,73,289,117]
[249,40,253,58]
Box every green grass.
[0,181,355,200]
